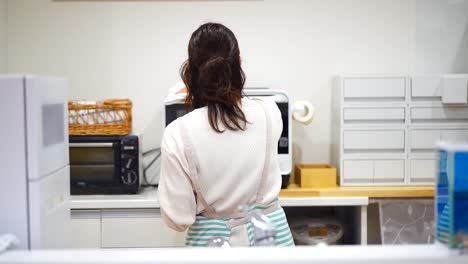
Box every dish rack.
[68,99,132,135]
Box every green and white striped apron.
[180,99,294,247]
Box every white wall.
[414,0,468,73]
[0,0,6,73]
[6,0,413,165]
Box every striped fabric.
[185,206,295,247]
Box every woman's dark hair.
[181,23,247,133]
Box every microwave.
[69,135,140,195]
[164,88,292,188]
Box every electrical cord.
[141,147,161,187]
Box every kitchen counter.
[280,184,435,198]
[70,184,433,210]
[70,187,160,209]
[1,244,466,264]
[70,187,368,210]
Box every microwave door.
[25,76,69,180]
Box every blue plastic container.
[436,143,468,249]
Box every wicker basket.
[68,99,132,136]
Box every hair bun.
[198,56,232,96]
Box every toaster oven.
[69,135,140,195]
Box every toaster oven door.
[69,143,120,193]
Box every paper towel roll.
[292,100,314,125]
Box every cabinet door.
[101,209,185,248]
[70,210,101,248]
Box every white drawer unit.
[343,107,406,125]
[333,74,468,186]
[342,77,406,102]
[342,159,405,185]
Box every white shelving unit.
[332,74,468,186]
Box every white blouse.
[158,97,283,232]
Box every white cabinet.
[333,74,468,186]
[71,209,185,249]
[71,210,101,248]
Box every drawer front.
[343,78,406,101]
[374,160,405,182]
[411,76,443,100]
[71,210,101,249]
[101,209,185,248]
[409,159,436,183]
[411,106,468,123]
[343,160,374,181]
[343,107,405,124]
[411,76,468,102]
[441,129,468,143]
[410,130,441,151]
[343,130,405,152]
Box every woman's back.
[160,97,283,222]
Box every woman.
[158,23,294,247]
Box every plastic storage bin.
[379,199,435,244]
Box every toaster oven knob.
[122,171,137,185]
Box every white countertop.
[1,244,466,264]
[70,187,368,210]
[70,187,160,209]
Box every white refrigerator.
[0,75,70,249]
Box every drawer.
[411,76,443,101]
[411,106,468,124]
[374,160,405,182]
[343,130,405,152]
[409,159,436,183]
[342,160,374,181]
[71,210,101,249]
[101,209,185,248]
[343,77,406,101]
[411,76,468,103]
[343,107,405,124]
[441,129,468,143]
[342,159,405,184]
[410,129,441,151]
